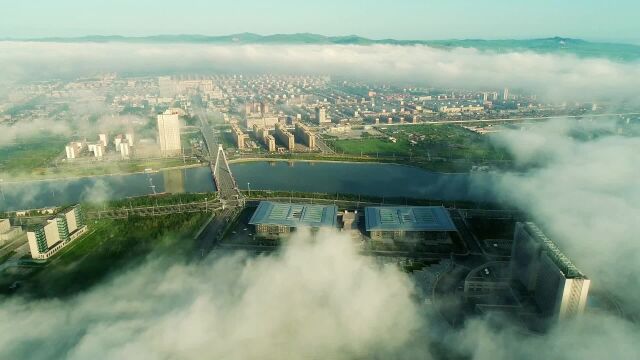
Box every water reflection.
[0,161,494,211]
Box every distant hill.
[5,33,640,61]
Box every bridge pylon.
[212,144,243,201]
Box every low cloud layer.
[455,313,640,359]
[0,113,148,145]
[490,119,640,312]
[3,223,639,359]
[1,42,639,102]
[0,230,424,360]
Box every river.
[0,161,495,211]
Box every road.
[315,136,335,154]
[195,107,219,157]
[195,106,241,202]
[194,208,238,258]
[191,107,244,257]
[370,112,640,128]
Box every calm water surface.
[0,161,494,211]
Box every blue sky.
[1,0,639,42]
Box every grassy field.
[0,212,210,298]
[83,192,217,210]
[0,135,68,175]
[326,124,511,163]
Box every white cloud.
[0,42,638,102]
[0,230,423,360]
[487,119,640,312]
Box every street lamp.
[247,182,251,197]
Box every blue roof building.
[249,201,338,237]
[364,206,457,232]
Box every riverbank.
[228,155,473,175]
[2,160,494,211]
[2,154,496,184]
[0,162,206,185]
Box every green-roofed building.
[249,201,338,238]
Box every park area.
[325,124,511,164]
[0,135,68,177]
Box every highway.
[194,207,241,258]
[192,107,245,257]
[195,106,241,202]
[196,107,219,157]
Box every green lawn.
[330,138,412,156]
[83,192,217,210]
[0,135,67,175]
[0,212,210,298]
[327,124,511,163]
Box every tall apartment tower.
[511,222,590,321]
[231,125,249,149]
[274,124,295,151]
[98,133,108,147]
[157,111,182,156]
[315,106,327,124]
[295,123,316,149]
[502,88,510,101]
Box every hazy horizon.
[2,0,639,43]
[2,32,640,46]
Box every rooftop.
[522,222,586,279]
[364,206,457,232]
[249,201,338,228]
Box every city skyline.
[2,0,640,44]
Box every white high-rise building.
[114,135,124,152]
[65,142,84,159]
[503,88,510,101]
[126,132,135,145]
[120,141,131,159]
[157,111,182,156]
[98,133,108,147]
[315,106,328,124]
[88,143,104,158]
[65,144,78,159]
